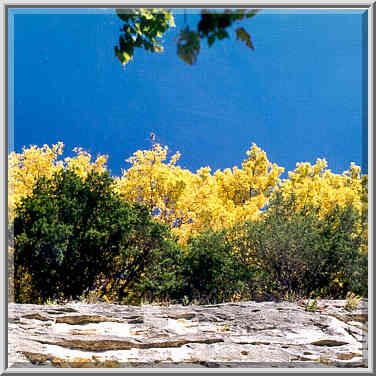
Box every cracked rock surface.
[8,299,368,368]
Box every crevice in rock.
[127,317,144,324]
[294,355,319,361]
[336,352,362,360]
[328,312,368,325]
[311,339,348,347]
[310,320,329,331]
[34,336,224,351]
[347,314,368,323]
[22,352,51,365]
[46,307,78,313]
[21,352,122,368]
[246,326,278,332]
[331,360,368,368]
[55,315,122,325]
[22,314,52,322]
[235,341,271,345]
[8,317,20,323]
[344,326,363,342]
[167,313,195,320]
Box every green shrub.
[347,249,368,298]
[12,169,172,303]
[178,230,253,304]
[115,229,255,305]
[119,237,187,305]
[235,192,367,300]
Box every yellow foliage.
[14,265,41,304]
[64,147,108,180]
[277,159,367,252]
[9,142,63,221]
[114,143,284,245]
[9,141,367,304]
[9,141,367,252]
[8,142,108,223]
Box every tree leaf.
[236,27,254,51]
[246,9,260,19]
[121,52,132,65]
[176,27,201,65]
[154,45,164,53]
[208,35,216,47]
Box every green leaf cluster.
[176,27,201,66]
[115,8,259,67]
[198,9,258,48]
[115,8,175,66]
[236,27,254,50]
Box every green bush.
[12,169,172,303]
[178,230,253,304]
[127,237,186,304]
[12,168,367,305]
[347,249,368,298]
[235,192,367,300]
[116,229,254,305]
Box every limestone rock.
[8,299,368,369]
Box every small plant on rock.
[304,297,319,312]
[283,290,300,303]
[182,295,190,306]
[344,292,361,311]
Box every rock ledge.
[8,299,368,368]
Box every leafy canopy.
[115,8,259,67]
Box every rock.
[8,300,368,369]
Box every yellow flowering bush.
[8,141,367,303]
[8,141,367,250]
[114,143,284,245]
[8,142,108,222]
[277,159,367,252]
